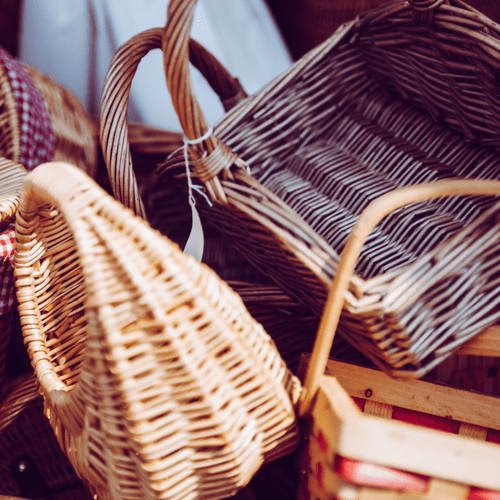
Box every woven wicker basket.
[22,65,97,177]
[102,0,500,379]
[14,161,300,500]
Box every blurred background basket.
[0,45,97,177]
[265,0,500,59]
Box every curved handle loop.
[0,375,39,435]
[100,27,247,218]
[163,0,213,149]
[299,179,500,416]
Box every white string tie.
[182,127,214,262]
[183,127,214,209]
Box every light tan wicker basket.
[14,161,300,500]
[101,0,500,379]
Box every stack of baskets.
[0,45,98,499]
[3,0,500,499]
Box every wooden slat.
[455,325,500,356]
[315,375,500,491]
[320,358,500,431]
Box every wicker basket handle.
[299,179,500,416]
[163,0,215,147]
[100,28,247,218]
[0,375,39,435]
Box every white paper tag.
[183,204,205,262]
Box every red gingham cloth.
[0,47,55,316]
[0,221,15,316]
[0,47,54,170]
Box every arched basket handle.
[163,1,214,148]
[0,375,39,435]
[100,27,247,218]
[299,179,500,416]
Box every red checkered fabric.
[0,46,54,170]
[0,47,55,316]
[0,220,16,316]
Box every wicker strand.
[0,376,39,434]
[409,0,448,10]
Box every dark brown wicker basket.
[102,0,500,379]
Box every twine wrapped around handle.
[299,179,500,416]
[163,0,250,203]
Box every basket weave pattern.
[15,162,300,500]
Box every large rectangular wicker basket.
[102,0,500,379]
